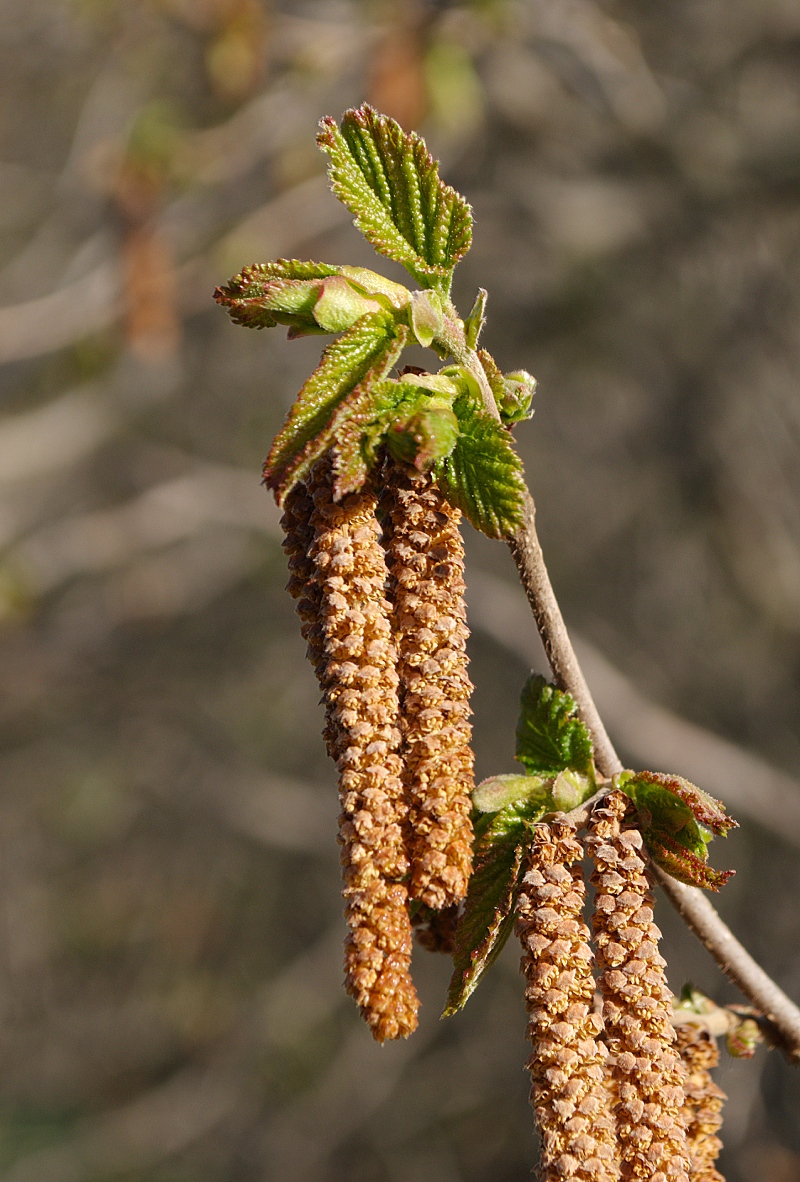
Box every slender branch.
[448,314,800,1063]
[653,868,800,1060]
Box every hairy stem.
[449,314,800,1062]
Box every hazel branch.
[444,301,800,1063]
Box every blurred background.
[1,0,800,1178]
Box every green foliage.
[387,402,459,470]
[215,262,409,338]
[499,370,536,424]
[472,773,547,813]
[444,791,549,1016]
[316,105,472,292]
[409,290,445,347]
[515,674,595,780]
[616,770,736,891]
[434,396,527,538]
[464,289,487,350]
[263,312,406,501]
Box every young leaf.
[264,311,405,501]
[317,105,472,291]
[465,289,487,350]
[218,259,340,294]
[472,773,548,813]
[515,674,595,779]
[615,769,737,891]
[215,276,323,331]
[444,792,548,1016]
[434,397,527,538]
[499,370,536,425]
[331,377,409,497]
[645,830,735,891]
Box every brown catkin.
[675,1026,726,1182]
[381,461,474,910]
[296,455,419,1041]
[281,480,324,676]
[588,792,691,1182]
[516,818,619,1182]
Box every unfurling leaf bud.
[387,402,459,471]
[472,772,547,813]
[726,1016,762,1059]
[312,275,382,333]
[409,289,444,348]
[615,770,736,891]
[499,369,536,424]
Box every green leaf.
[264,311,405,501]
[317,105,472,291]
[409,289,444,348]
[615,769,737,891]
[312,276,382,333]
[387,402,459,471]
[464,289,487,350]
[515,674,595,780]
[331,378,407,497]
[444,794,548,1016]
[434,397,527,538]
[472,773,547,813]
[215,275,323,331]
[645,831,734,891]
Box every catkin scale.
[381,461,474,910]
[675,1027,725,1182]
[283,456,419,1041]
[516,818,619,1182]
[588,792,691,1182]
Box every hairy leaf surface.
[434,397,526,537]
[264,311,404,500]
[616,769,737,890]
[317,105,472,290]
[515,674,595,779]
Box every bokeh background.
[1,0,800,1178]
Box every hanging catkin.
[675,1026,725,1182]
[515,818,619,1182]
[381,461,474,910]
[281,479,324,677]
[285,455,419,1041]
[588,792,692,1182]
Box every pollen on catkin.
[303,454,419,1041]
[588,792,692,1182]
[381,461,474,910]
[675,1026,726,1182]
[515,818,619,1182]
[281,479,324,677]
